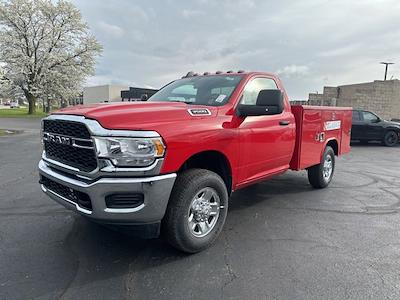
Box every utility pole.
[380,62,394,81]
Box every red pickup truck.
[38,71,351,253]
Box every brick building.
[308,80,400,120]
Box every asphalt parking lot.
[1,118,400,300]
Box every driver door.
[361,111,383,140]
[237,77,295,185]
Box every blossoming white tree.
[0,0,102,113]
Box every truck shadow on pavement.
[48,174,288,285]
[55,173,312,297]
[228,173,311,212]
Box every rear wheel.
[307,146,335,189]
[163,169,228,253]
[383,130,399,147]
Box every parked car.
[10,101,20,108]
[352,109,400,146]
[38,71,352,253]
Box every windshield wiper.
[168,100,195,105]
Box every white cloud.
[182,9,204,18]
[277,65,310,78]
[97,21,124,39]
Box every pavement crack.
[221,233,238,291]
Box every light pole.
[380,62,394,81]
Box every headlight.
[93,137,165,167]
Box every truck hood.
[53,101,217,131]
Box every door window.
[240,78,278,105]
[362,111,379,122]
[352,111,361,121]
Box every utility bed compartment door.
[290,106,323,170]
[290,105,352,170]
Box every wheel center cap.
[192,199,211,222]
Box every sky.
[71,0,400,100]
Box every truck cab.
[38,71,351,253]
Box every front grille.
[105,193,144,209]
[43,119,91,139]
[44,141,97,172]
[43,119,97,172]
[40,175,92,210]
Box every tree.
[0,65,11,99]
[0,0,102,114]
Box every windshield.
[148,75,244,106]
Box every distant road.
[0,117,42,131]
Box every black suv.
[352,110,400,146]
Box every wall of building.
[308,80,400,120]
[83,85,128,104]
[109,85,128,102]
[83,85,109,104]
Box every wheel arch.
[178,150,233,195]
[320,138,339,161]
[384,127,400,134]
[326,139,339,156]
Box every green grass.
[0,129,6,136]
[0,107,48,118]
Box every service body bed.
[290,105,352,170]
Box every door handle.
[279,120,290,126]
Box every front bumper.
[38,160,176,224]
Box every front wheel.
[307,146,335,189]
[162,169,228,253]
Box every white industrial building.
[82,85,129,104]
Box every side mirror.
[140,94,148,101]
[372,118,380,123]
[237,89,284,117]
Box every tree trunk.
[46,97,51,113]
[25,92,36,114]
